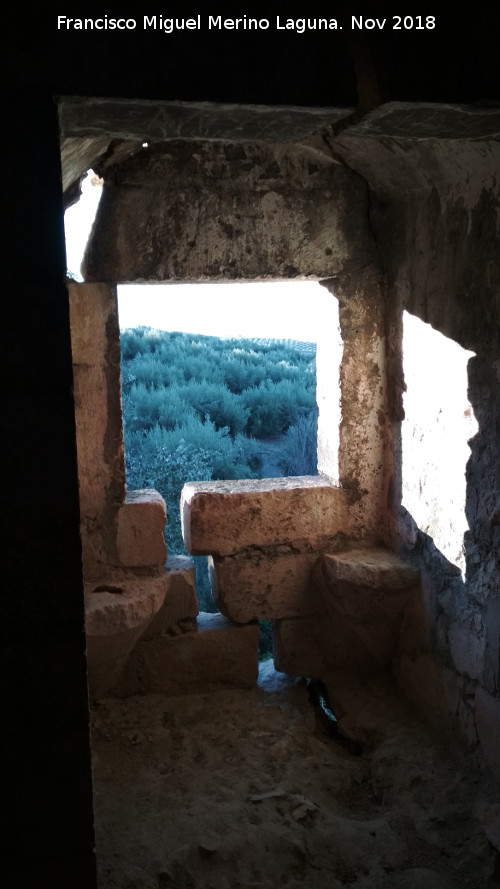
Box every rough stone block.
[181,476,349,557]
[72,364,109,516]
[69,279,126,579]
[128,612,259,695]
[116,489,167,568]
[82,138,368,283]
[457,695,478,747]
[396,574,435,657]
[209,550,323,623]
[449,621,486,682]
[273,616,332,679]
[68,280,115,366]
[312,548,419,670]
[475,686,500,778]
[318,547,420,589]
[142,556,198,638]
[395,653,460,721]
[476,802,500,855]
[84,574,167,697]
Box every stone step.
[85,557,200,697]
[85,573,168,697]
[311,547,420,674]
[120,612,260,696]
[316,547,420,590]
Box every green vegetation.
[120,327,317,653]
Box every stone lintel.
[115,489,167,568]
[59,97,353,143]
[181,475,348,557]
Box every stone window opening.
[63,173,345,619]
[67,273,347,695]
[62,96,391,702]
[114,278,342,658]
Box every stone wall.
[181,480,421,681]
[332,107,500,774]
[82,137,375,283]
[5,13,500,881]
[75,102,500,778]
[392,150,500,774]
[81,128,391,551]
[68,281,126,578]
[68,281,167,581]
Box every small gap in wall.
[402,311,478,577]
[64,169,103,281]
[306,678,363,755]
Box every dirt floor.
[90,664,500,889]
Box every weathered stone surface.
[85,574,167,697]
[327,271,391,541]
[360,102,500,140]
[395,653,460,722]
[72,363,112,574]
[475,686,500,779]
[82,137,374,282]
[476,802,500,855]
[68,280,126,581]
[182,476,349,557]
[66,99,500,772]
[115,489,167,568]
[312,548,419,671]
[142,555,198,638]
[125,612,259,695]
[85,575,168,636]
[317,547,420,589]
[59,97,353,145]
[68,280,116,366]
[210,551,324,623]
[273,616,332,678]
[448,621,486,682]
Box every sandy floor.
[90,665,499,888]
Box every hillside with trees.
[120,328,318,632]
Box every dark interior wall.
[382,170,500,703]
[2,10,500,887]
[343,138,500,741]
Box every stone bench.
[85,555,260,697]
[310,547,420,674]
[85,572,169,697]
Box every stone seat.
[85,573,168,697]
[312,547,420,673]
[84,556,260,698]
[122,612,260,696]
